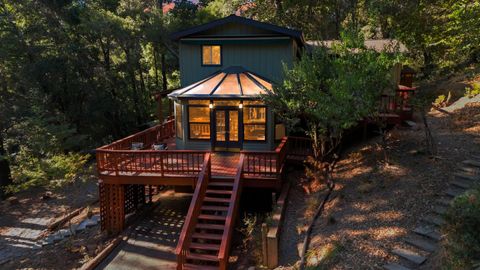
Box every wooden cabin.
[95,15,415,270]
[169,14,304,152]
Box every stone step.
[392,248,427,265]
[436,197,452,207]
[413,226,442,241]
[445,188,464,198]
[383,263,412,270]
[462,159,480,168]
[433,205,447,215]
[459,166,480,175]
[454,172,479,182]
[451,180,471,189]
[421,214,445,226]
[471,154,480,160]
[405,237,438,252]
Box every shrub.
[464,82,480,98]
[6,149,90,193]
[442,186,480,269]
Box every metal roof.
[170,14,305,46]
[168,66,273,99]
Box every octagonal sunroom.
[168,66,285,151]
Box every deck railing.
[380,88,416,115]
[241,137,288,179]
[218,154,244,269]
[98,118,174,151]
[176,153,211,269]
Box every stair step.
[421,214,445,226]
[195,223,225,230]
[208,182,234,187]
[405,237,437,252]
[201,205,229,212]
[198,214,227,221]
[186,252,219,262]
[445,188,464,198]
[413,226,441,241]
[190,242,221,251]
[471,154,480,160]
[183,263,218,270]
[206,189,233,195]
[462,159,480,168]
[192,233,223,241]
[433,206,447,215]
[392,248,427,265]
[204,197,231,203]
[436,198,452,207]
[383,263,411,270]
[451,180,471,189]
[454,172,478,181]
[459,166,479,174]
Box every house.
[95,15,413,270]
[168,14,305,152]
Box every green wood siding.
[179,41,294,86]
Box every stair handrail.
[218,153,244,270]
[175,153,211,270]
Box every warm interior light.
[239,103,243,109]
[209,103,213,109]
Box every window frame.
[243,104,267,142]
[175,102,183,139]
[187,103,211,141]
[201,45,222,67]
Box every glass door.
[214,109,240,150]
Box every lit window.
[189,106,210,139]
[244,107,266,141]
[175,102,183,139]
[202,45,221,66]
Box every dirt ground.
[274,107,480,269]
[0,174,108,269]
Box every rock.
[41,191,53,200]
[405,237,437,252]
[6,197,19,205]
[392,248,427,265]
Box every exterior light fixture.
[239,103,243,109]
[209,103,213,109]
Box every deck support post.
[99,182,125,234]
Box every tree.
[263,30,396,269]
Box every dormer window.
[202,45,221,66]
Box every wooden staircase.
[177,154,244,270]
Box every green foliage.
[465,82,480,98]
[6,151,90,193]
[434,92,452,108]
[442,186,480,269]
[264,30,396,159]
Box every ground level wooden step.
[205,189,233,195]
[392,248,427,265]
[436,197,452,207]
[433,205,447,215]
[383,263,411,270]
[198,214,227,221]
[208,182,234,187]
[204,197,230,203]
[405,237,437,252]
[195,223,225,230]
[186,252,219,262]
[445,188,464,198]
[183,263,218,270]
[201,205,229,212]
[192,233,223,241]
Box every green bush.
[6,149,90,193]
[442,186,480,269]
[464,82,480,98]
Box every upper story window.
[202,45,221,66]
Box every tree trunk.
[161,53,167,92]
[0,131,12,198]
